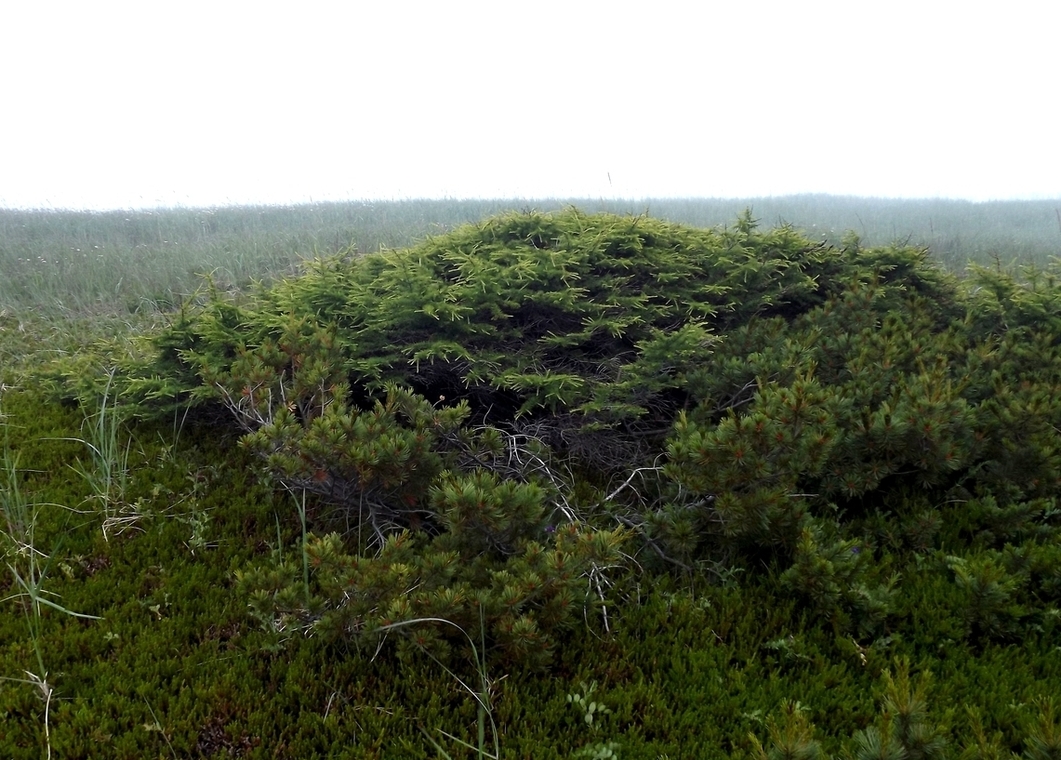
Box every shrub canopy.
[51,208,1061,661]
[154,208,941,463]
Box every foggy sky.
[2,0,1059,210]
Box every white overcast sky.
[1,1,1059,210]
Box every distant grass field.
[2,196,1059,316]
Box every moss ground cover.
[2,207,1061,757]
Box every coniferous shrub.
[92,209,857,654]
[16,207,1061,755]
[749,700,823,760]
[44,207,1061,657]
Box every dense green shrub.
[43,208,1061,663]
[76,209,865,658]
[8,199,1061,755]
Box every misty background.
[2,0,1059,211]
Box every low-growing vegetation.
[3,196,1060,314]
[2,203,1061,758]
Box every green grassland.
[1,198,1061,758]
[3,196,1060,314]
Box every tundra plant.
[1,397,101,759]
[56,369,135,539]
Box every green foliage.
[237,516,625,669]
[5,197,1061,314]
[947,553,1029,642]
[875,660,947,760]
[567,680,612,728]
[750,661,947,760]
[237,380,465,535]
[943,538,1061,645]
[958,707,1011,760]
[43,209,1061,650]
[57,370,137,540]
[749,700,823,760]
[80,209,860,661]
[1023,699,1061,760]
[666,372,843,547]
[11,206,1061,755]
[566,681,621,759]
[1,390,103,759]
[780,520,897,638]
[152,209,840,446]
[1,378,1060,755]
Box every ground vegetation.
[1,206,1060,757]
